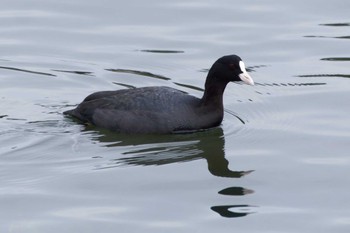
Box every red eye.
[229,63,236,70]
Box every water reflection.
[211,205,256,218]
[218,187,254,196]
[210,187,255,218]
[84,126,255,218]
[87,127,252,178]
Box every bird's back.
[64,86,203,133]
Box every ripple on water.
[105,68,171,81]
[321,57,350,61]
[0,65,56,77]
[223,81,330,146]
[138,49,185,54]
[319,22,350,27]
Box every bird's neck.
[200,75,228,108]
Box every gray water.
[1,0,350,232]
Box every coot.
[64,55,254,134]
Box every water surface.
[1,0,350,232]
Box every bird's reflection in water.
[211,187,255,218]
[211,205,257,218]
[87,127,251,178]
[85,126,255,218]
